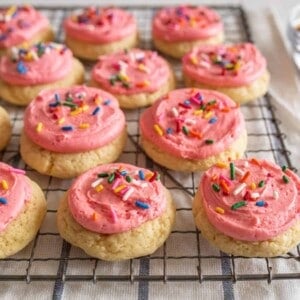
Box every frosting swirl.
[0,5,50,48]
[92,48,171,95]
[140,88,245,159]
[0,162,31,232]
[200,159,300,241]
[152,5,223,42]
[68,163,167,234]
[182,43,267,87]
[64,7,137,43]
[24,86,126,153]
[0,42,73,85]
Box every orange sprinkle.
[70,107,82,116]
[145,172,153,180]
[211,174,218,181]
[216,162,228,169]
[94,96,102,105]
[250,182,256,190]
[240,171,250,183]
[92,212,98,221]
[190,56,198,65]
[154,124,163,136]
[114,184,127,193]
[36,122,43,133]
[251,158,261,166]
[221,107,231,112]
[220,180,230,194]
[215,207,225,214]
[190,130,202,139]
[95,184,104,192]
[1,180,8,190]
[136,80,150,88]
[79,123,90,129]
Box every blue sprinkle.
[255,200,265,207]
[61,125,73,131]
[135,201,150,209]
[120,170,127,176]
[16,61,27,74]
[103,99,111,105]
[208,117,218,124]
[92,106,101,116]
[166,128,173,134]
[54,93,60,101]
[184,99,191,105]
[138,170,145,180]
[0,197,8,205]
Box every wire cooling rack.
[0,4,299,292]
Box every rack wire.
[0,5,299,290]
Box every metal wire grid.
[0,5,299,286]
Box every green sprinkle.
[282,175,289,183]
[212,183,220,192]
[230,162,235,180]
[282,165,288,172]
[108,173,115,183]
[258,180,264,188]
[98,173,109,178]
[65,96,73,102]
[231,201,247,210]
[156,173,161,181]
[207,100,217,106]
[63,102,76,108]
[109,76,117,85]
[205,139,214,144]
[122,82,131,89]
[182,126,189,135]
[125,175,132,183]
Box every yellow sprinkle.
[189,18,197,27]
[81,104,89,112]
[216,162,228,169]
[79,123,90,129]
[153,124,163,136]
[250,182,256,190]
[23,52,33,61]
[137,64,149,73]
[215,207,225,214]
[21,41,29,49]
[94,97,102,105]
[193,109,203,116]
[145,172,153,180]
[36,122,43,133]
[119,72,129,82]
[204,111,213,119]
[114,184,127,193]
[92,212,98,221]
[95,184,104,192]
[234,61,242,71]
[1,180,8,190]
[190,56,198,65]
[70,107,82,116]
[57,118,65,125]
[6,5,17,17]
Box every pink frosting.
[152,6,223,42]
[0,162,31,232]
[200,159,300,241]
[24,86,126,153]
[0,5,50,49]
[0,42,73,85]
[64,7,136,44]
[182,43,267,87]
[140,88,245,160]
[92,48,171,95]
[68,163,167,234]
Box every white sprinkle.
[199,61,210,69]
[31,51,39,61]
[233,183,247,196]
[131,179,142,187]
[244,161,249,168]
[11,47,19,60]
[185,119,196,125]
[251,192,260,199]
[171,107,179,117]
[135,52,145,61]
[273,190,279,200]
[122,187,134,201]
[234,167,244,176]
[91,178,103,188]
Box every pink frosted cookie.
[0,162,46,258]
[57,163,176,260]
[64,7,138,60]
[193,158,300,257]
[90,48,175,109]
[152,5,224,58]
[0,42,84,106]
[140,88,247,172]
[20,86,127,178]
[0,5,54,55]
[183,43,270,104]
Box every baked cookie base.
[184,71,270,105]
[20,128,127,179]
[57,188,176,261]
[65,32,138,61]
[0,179,47,258]
[140,130,247,172]
[89,69,176,109]
[153,32,224,59]
[0,26,54,57]
[192,190,300,257]
[0,106,12,151]
[0,58,85,106]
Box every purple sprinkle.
[61,126,73,131]
[92,106,101,115]
[103,99,111,105]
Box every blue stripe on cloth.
[220,252,235,300]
